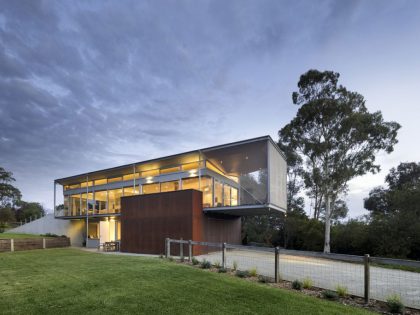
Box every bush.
[191,257,199,265]
[235,270,249,278]
[168,257,174,262]
[232,261,238,271]
[258,275,270,283]
[292,280,303,290]
[248,267,257,277]
[218,268,227,273]
[302,278,313,289]
[41,233,59,237]
[386,294,405,314]
[200,260,212,269]
[213,261,221,268]
[335,285,348,297]
[322,290,339,301]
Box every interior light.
[245,156,249,160]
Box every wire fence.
[165,238,420,310]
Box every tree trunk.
[323,195,331,253]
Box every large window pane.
[108,177,122,183]
[64,196,69,216]
[108,189,123,213]
[81,193,87,215]
[214,180,223,207]
[160,180,180,192]
[87,192,94,215]
[182,177,199,190]
[95,179,107,186]
[70,194,80,215]
[231,187,238,206]
[141,169,159,178]
[142,183,160,194]
[223,185,231,206]
[201,177,213,207]
[95,190,107,214]
[124,187,136,196]
[160,166,180,175]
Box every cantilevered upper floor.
[54,135,287,218]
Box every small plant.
[159,254,164,259]
[386,294,405,314]
[248,267,258,277]
[232,260,238,271]
[292,280,303,290]
[322,290,339,301]
[335,285,348,297]
[235,270,249,278]
[213,261,221,268]
[218,268,227,273]
[168,257,174,262]
[200,260,212,269]
[302,277,313,289]
[258,275,270,283]
[191,257,199,265]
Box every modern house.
[53,136,287,254]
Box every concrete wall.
[5,214,85,246]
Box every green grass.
[0,233,43,239]
[0,249,374,315]
[372,262,420,274]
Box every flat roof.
[55,135,284,185]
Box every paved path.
[197,249,420,309]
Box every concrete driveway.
[197,249,420,309]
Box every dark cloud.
[0,0,419,214]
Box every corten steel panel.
[121,189,241,255]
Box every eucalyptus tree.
[279,70,400,252]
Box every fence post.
[43,238,46,249]
[10,239,14,252]
[180,238,184,261]
[188,240,192,262]
[165,238,170,258]
[275,247,280,283]
[222,243,226,269]
[364,254,370,304]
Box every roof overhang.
[203,203,286,216]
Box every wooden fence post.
[275,247,280,283]
[180,238,184,261]
[222,243,227,269]
[364,254,370,304]
[10,239,14,252]
[188,240,192,262]
[43,238,46,249]
[165,238,170,258]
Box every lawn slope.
[0,249,373,315]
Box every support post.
[180,238,184,261]
[188,240,192,262]
[222,243,227,269]
[43,238,46,249]
[165,238,170,258]
[10,239,14,252]
[364,254,370,304]
[275,247,280,283]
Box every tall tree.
[0,167,21,208]
[279,69,400,252]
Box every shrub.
[386,294,405,314]
[235,270,249,278]
[168,257,174,262]
[191,257,199,265]
[232,261,238,271]
[302,278,313,289]
[292,280,303,290]
[213,261,221,268]
[335,285,348,297]
[322,290,339,301]
[248,267,257,277]
[200,260,212,269]
[258,275,270,283]
[159,254,164,259]
[218,268,227,273]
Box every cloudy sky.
[1,0,419,216]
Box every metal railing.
[165,238,420,310]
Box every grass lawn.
[0,233,43,239]
[0,249,374,315]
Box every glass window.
[142,183,160,194]
[108,189,123,213]
[182,177,199,190]
[81,181,93,188]
[81,193,87,215]
[108,177,122,183]
[160,180,180,192]
[160,166,180,175]
[95,179,107,186]
[69,183,80,189]
[95,190,107,214]
[231,187,238,206]
[87,192,94,214]
[141,169,159,178]
[182,162,200,171]
[88,223,99,239]
[70,194,80,215]
[206,161,225,176]
[64,196,69,216]
[123,173,139,181]
[201,177,213,207]
[214,180,223,207]
[124,187,136,196]
[223,185,231,206]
